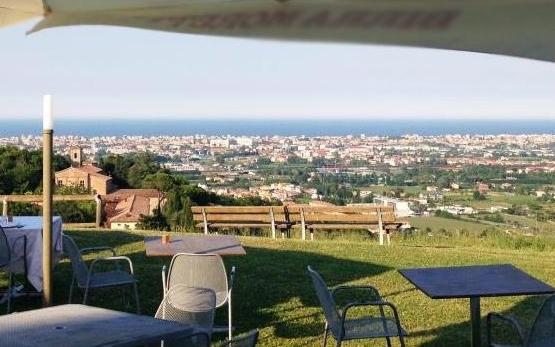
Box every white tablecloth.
[2,216,63,292]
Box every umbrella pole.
[42,96,53,306]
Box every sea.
[1,118,554,137]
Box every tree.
[0,146,70,194]
[137,209,170,231]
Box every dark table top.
[145,234,246,257]
[399,264,555,299]
[0,304,194,347]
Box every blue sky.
[1,21,555,120]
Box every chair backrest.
[307,266,342,336]
[217,330,259,347]
[527,295,555,346]
[0,226,10,267]
[167,253,229,307]
[62,234,89,286]
[155,284,216,334]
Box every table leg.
[470,296,481,347]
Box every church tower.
[69,146,83,167]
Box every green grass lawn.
[5,229,555,346]
[444,192,546,210]
[409,216,490,233]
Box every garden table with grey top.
[399,264,555,347]
[0,304,195,347]
[144,234,246,257]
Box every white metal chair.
[155,284,216,346]
[63,234,140,313]
[163,253,236,340]
[488,295,555,347]
[308,266,406,347]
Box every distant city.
[2,132,554,210]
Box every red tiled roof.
[107,195,151,223]
[105,189,161,200]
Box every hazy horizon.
[1,118,553,137]
[1,21,555,120]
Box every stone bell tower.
[69,146,83,167]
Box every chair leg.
[322,322,329,347]
[228,294,233,341]
[132,282,141,314]
[68,276,75,303]
[399,333,406,347]
[83,286,90,305]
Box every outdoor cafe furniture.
[0,304,195,347]
[63,234,141,313]
[399,264,555,347]
[144,234,246,257]
[163,252,236,340]
[1,216,63,292]
[307,266,407,347]
[487,294,555,347]
[155,285,217,345]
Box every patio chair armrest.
[486,312,525,346]
[341,300,406,336]
[80,246,117,256]
[89,256,135,275]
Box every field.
[444,191,542,210]
[4,228,555,346]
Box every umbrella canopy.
[2,0,555,62]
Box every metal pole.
[470,296,481,347]
[42,94,54,307]
[42,129,53,306]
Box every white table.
[0,304,195,347]
[1,216,63,291]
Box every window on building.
[57,180,63,186]
[79,180,85,187]
[74,153,78,159]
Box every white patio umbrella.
[2,0,555,63]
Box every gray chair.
[0,225,26,313]
[62,234,140,313]
[487,295,555,347]
[163,253,235,340]
[155,284,216,333]
[216,330,259,347]
[307,266,406,347]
